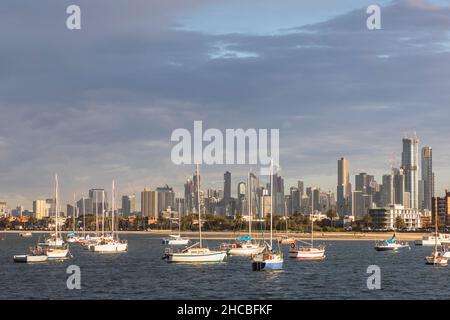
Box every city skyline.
[2,0,450,208]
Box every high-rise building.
[121,194,136,216]
[89,189,108,216]
[381,174,394,207]
[223,171,231,203]
[432,191,450,226]
[272,173,284,215]
[402,136,419,209]
[184,179,194,215]
[141,188,158,222]
[393,167,405,206]
[76,197,93,216]
[337,158,351,215]
[290,187,300,214]
[156,185,175,214]
[33,199,46,219]
[421,146,434,210]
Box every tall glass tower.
[401,136,419,209]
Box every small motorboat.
[277,235,296,245]
[162,234,190,246]
[20,232,33,238]
[14,246,48,263]
[374,233,409,251]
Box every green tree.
[394,216,406,230]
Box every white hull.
[163,239,190,246]
[167,248,226,263]
[415,234,450,246]
[228,245,265,256]
[288,247,325,259]
[46,248,70,259]
[14,254,48,263]
[89,241,128,253]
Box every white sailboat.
[227,172,265,256]
[42,174,70,260]
[164,164,226,263]
[289,190,325,260]
[162,198,189,246]
[425,207,447,266]
[251,160,283,271]
[89,181,128,253]
[277,201,295,245]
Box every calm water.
[1,234,450,299]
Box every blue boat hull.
[252,260,283,271]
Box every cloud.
[1,0,450,208]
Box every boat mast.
[248,172,252,237]
[270,160,273,249]
[55,173,59,240]
[112,181,115,239]
[178,194,181,236]
[102,190,105,238]
[196,164,202,248]
[73,192,76,233]
[311,187,314,248]
[82,195,86,238]
[435,204,438,257]
[95,192,98,237]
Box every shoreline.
[1,230,427,241]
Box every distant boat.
[226,173,264,257]
[277,201,295,245]
[89,181,128,253]
[14,245,48,263]
[251,160,283,271]
[415,233,450,246]
[425,206,447,266]
[164,164,226,263]
[374,233,409,251]
[289,201,326,260]
[162,202,189,246]
[20,232,32,238]
[41,174,70,260]
[162,234,190,246]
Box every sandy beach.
[1,230,427,241]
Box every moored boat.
[374,233,409,251]
[13,245,48,263]
[164,165,225,264]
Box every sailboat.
[162,199,189,246]
[289,215,325,260]
[278,201,295,245]
[14,235,48,263]
[40,174,71,260]
[251,160,284,271]
[374,233,409,251]
[164,164,227,263]
[89,181,128,253]
[425,206,447,266]
[67,193,82,243]
[227,172,264,256]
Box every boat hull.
[13,255,48,263]
[89,242,128,253]
[288,249,325,259]
[162,239,190,246]
[227,245,265,256]
[425,256,448,265]
[167,251,226,263]
[252,260,283,271]
[46,248,70,259]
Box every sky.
[1,0,450,210]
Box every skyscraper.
[337,158,351,215]
[402,136,419,209]
[121,194,136,216]
[141,188,158,222]
[381,174,394,207]
[421,146,434,210]
[223,171,231,203]
[33,199,46,219]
